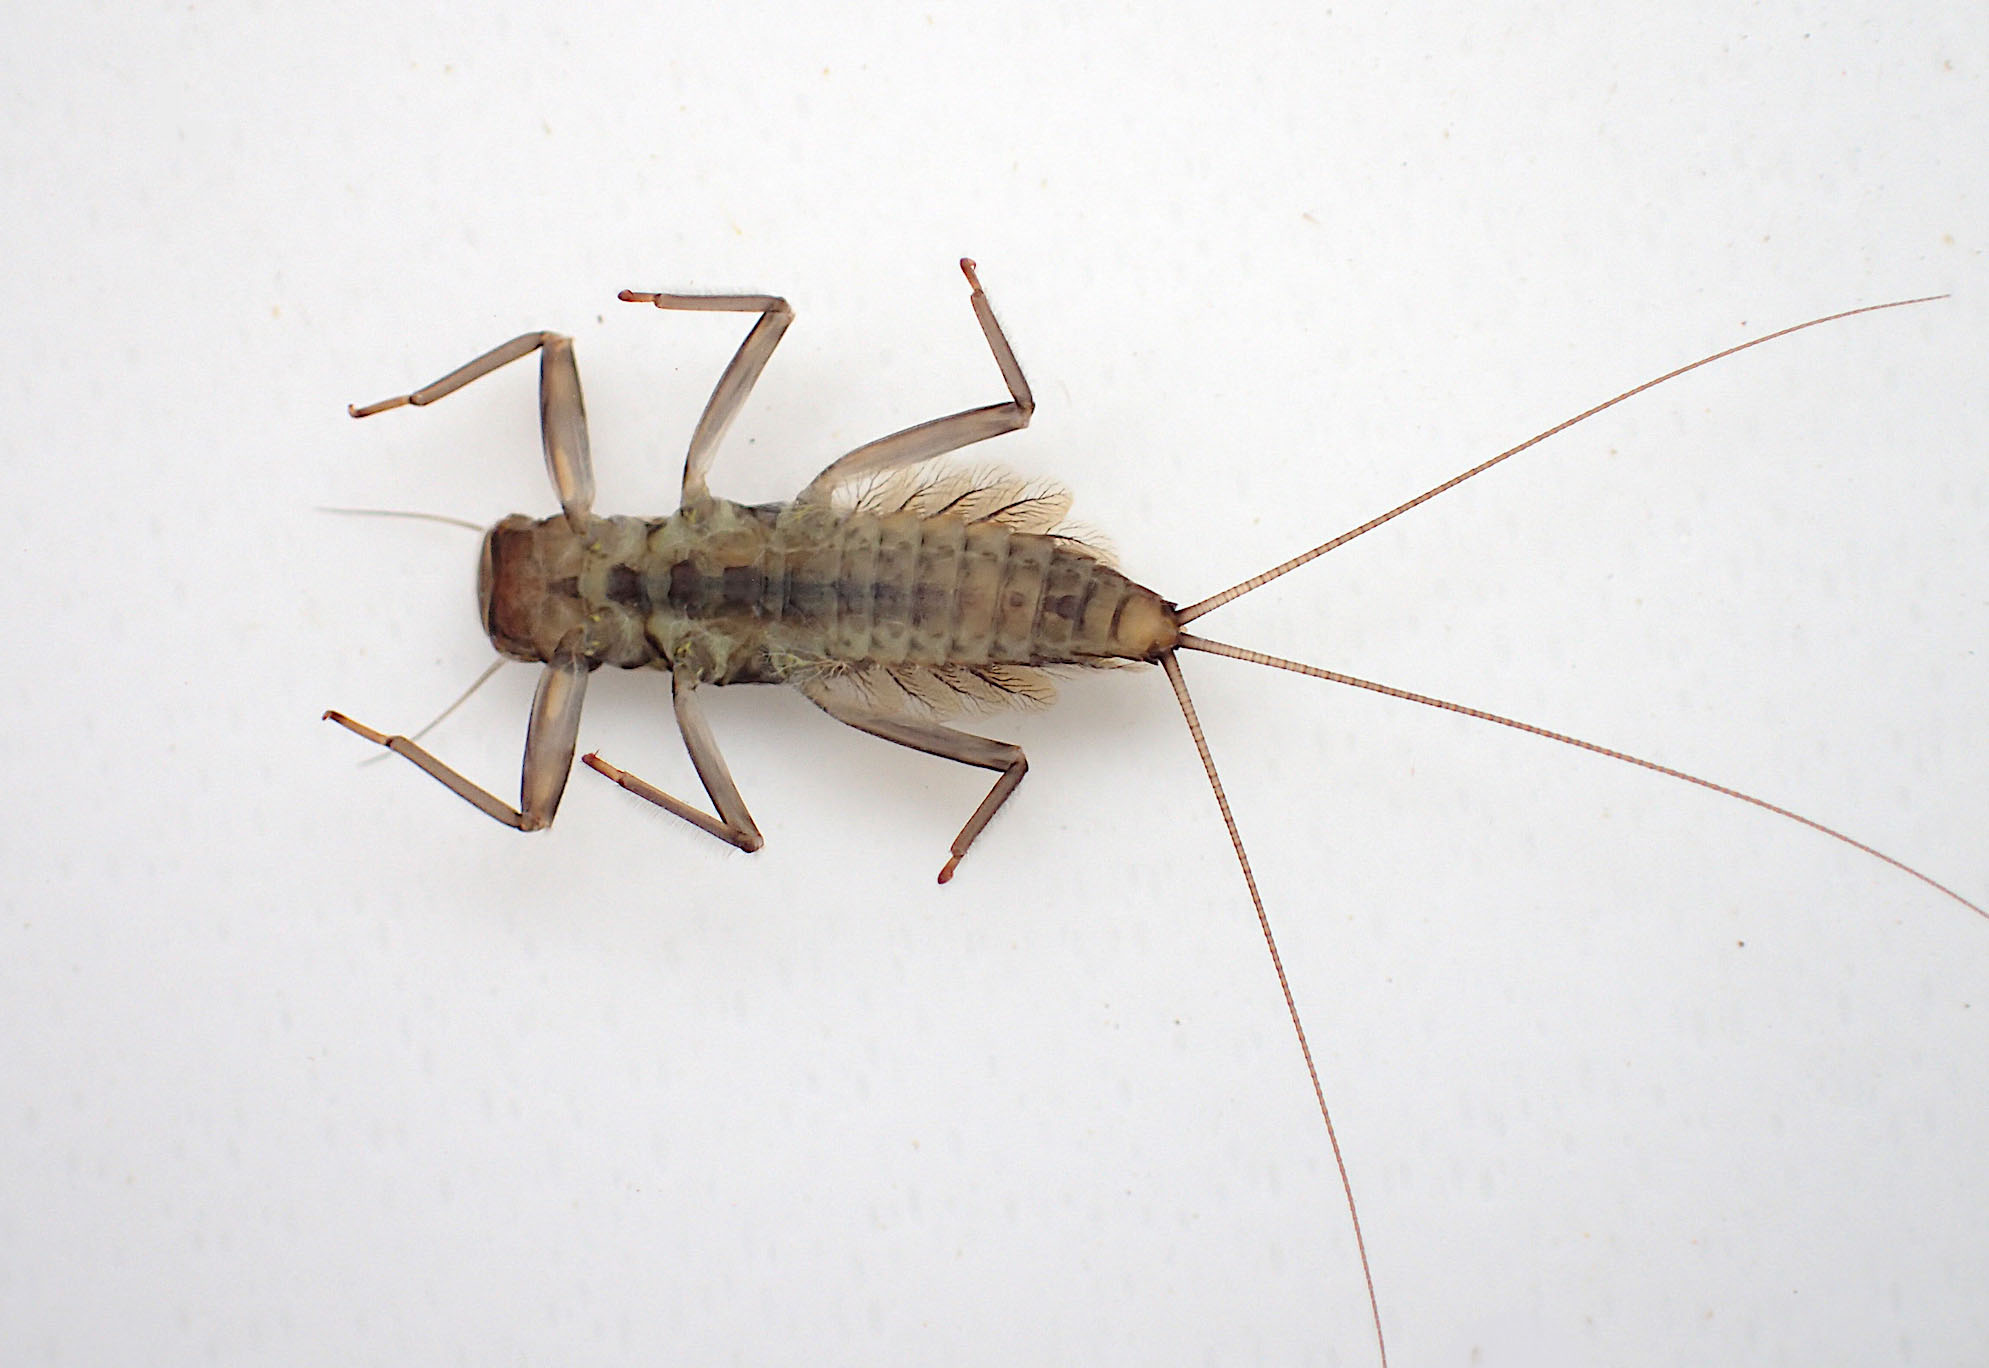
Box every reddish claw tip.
[322,710,345,724]
[937,853,961,884]
[345,405,361,418]
[581,753,624,782]
[959,258,982,290]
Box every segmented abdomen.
[482,490,1180,691]
[803,505,1161,668]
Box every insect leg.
[615,288,794,505]
[581,672,764,853]
[800,684,1026,883]
[324,639,589,831]
[798,259,1033,500]
[349,331,595,532]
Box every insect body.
[326,262,1975,1368]
[331,264,1177,882]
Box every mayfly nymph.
[326,261,1974,1368]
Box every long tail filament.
[1161,652,1389,1367]
[1178,634,1984,921]
[1177,295,1947,626]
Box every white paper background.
[2,4,1985,1365]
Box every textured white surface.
[2,4,1985,1365]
